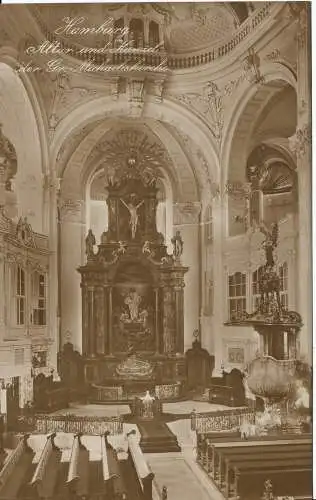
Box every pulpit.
[78,149,188,400]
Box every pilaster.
[289,5,311,362]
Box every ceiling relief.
[88,128,170,188]
[164,3,237,54]
[171,81,223,143]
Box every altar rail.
[17,414,123,435]
[191,408,256,434]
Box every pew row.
[200,437,312,500]
[126,430,154,500]
[29,432,62,499]
[0,435,34,500]
[66,433,89,498]
[102,431,127,498]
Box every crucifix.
[120,198,144,239]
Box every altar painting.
[113,284,155,353]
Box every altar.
[78,150,188,401]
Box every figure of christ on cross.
[120,198,144,239]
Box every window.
[31,272,46,326]
[252,266,265,311]
[279,262,288,309]
[16,267,25,325]
[149,21,159,47]
[228,272,246,321]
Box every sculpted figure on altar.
[120,196,144,239]
[171,230,184,260]
[124,289,142,322]
[85,229,96,258]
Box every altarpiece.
[78,139,188,399]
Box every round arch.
[51,95,220,187]
[0,58,48,233]
[221,62,297,186]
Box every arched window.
[31,271,47,326]
[149,21,159,47]
[228,272,246,321]
[16,266,25,325]
[87,171,108,244]
[129,18,144,48]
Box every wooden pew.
[101,431,126,499]
[0,434,34,500]
[29,432,62,499]
[209,438,312,500]
[126,430,154,500]
[66,433,89,499]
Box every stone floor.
[146,453,224,500]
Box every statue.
[171,230,183,260]
[113,240,127,258]
[120,197,144,239]
[142,240,152,256]
[124,289,142,322]
[85,229,96,258]
[259,222,278,267]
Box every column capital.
[173,201,201,225]
[59,198,84,222]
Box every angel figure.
[142,240,152,256]
[259,222,278,267]
[120,198,144,239]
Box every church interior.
[0,2,312,500]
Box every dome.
[164,3,238,54]
[30,2,254,57]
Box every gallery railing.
[191,408,256,433]
[29,2,282,71]
[17,413,123,435]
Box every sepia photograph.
[0,1,312,499]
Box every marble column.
[162,287,176,355]
[211,194,225,376]
[47,173,60,371]
[60,198,84,352]
[94,285,105,355]
[173,202,201,352]
[289,6,312,362]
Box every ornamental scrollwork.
[97,129,167,188]
[0,124,17,191]
[288,124,311,159]
[173,81,223,142]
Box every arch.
[59,118,201,206]
[51,96,220,188]
[0,59,48,233]
[221,63,297,237]
[221,62,297,186]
